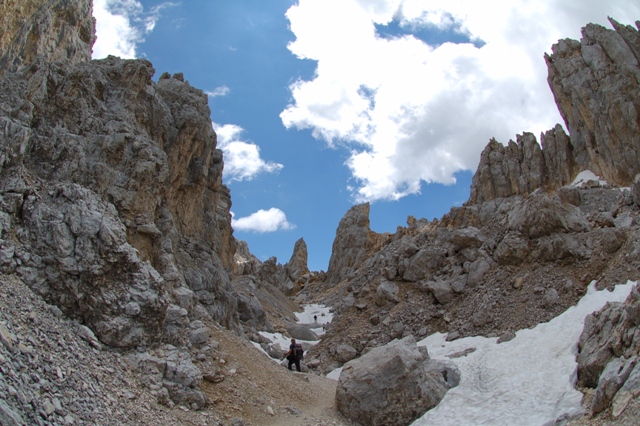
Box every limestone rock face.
[0,0,95,73]
[469,133,548,205]
[469,19,640,205]
[326,203,377,286]
[335,335,451,426]
[0,1,241,347]
[577,285,640,389]
[284,237,310,284]
[547,19,640,186]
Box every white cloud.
[205,86,231,97]
[92,0,176,59]
[213,123,284,182]
[232,208,296,233]
[281,0,640,202]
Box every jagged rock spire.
[468,19,640,205]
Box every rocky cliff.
[0,0,95,73]
[469,18,640,205]
[0,0,292,413]
[0,0,241,343]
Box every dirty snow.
[412,281,635,425]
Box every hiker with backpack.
[284,338,304,372]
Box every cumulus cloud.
[205,86,231,97]
[92,0,176,59]
[232,208,296,233]
[213,123,284,182]
[281,0,640,202]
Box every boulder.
[335,335,451,426]
[507,193,590,239]
[467,258,491,287]
[494,232,530,265]
[423,279,454,305]
[375,280,399,306]
[287,325,319,341]
[335,344,358,364]
[402,248,446,282]
[577,285,640,388]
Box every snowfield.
[413,281,635,425]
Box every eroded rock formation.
[0,0,95,73]
[0,0,254,409]
[325,203,380,286]
[469,18,640,205]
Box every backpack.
[294,343,304,360]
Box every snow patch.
[295,303,333,327]
[412,280,635,425]
[327,367,342,381]
[572,170,606,187]
[254,303,334,364]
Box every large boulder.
[577,285,640,388]
[335,335,451,426]
[287,324,319,341]
[374,279,399,306]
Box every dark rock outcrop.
[577,284,640,386]
[0,0,254,410]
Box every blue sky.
[92,0,640,271]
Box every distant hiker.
[314,315,317,322]
[284,338,304,372]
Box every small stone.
[18,343,33,354]
[543,288,560,308]
[497,331,516,344]
[447,347,476,359]
[0,323,14,349]
[267,406,275,416]
[512,277,524,289]
[52,397,64,415]
[446,331,460,341]
[286,406,302,415]
[122,390,135,400]
[43,398,56,415]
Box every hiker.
[284,338,303,372]
[314,315,317,322]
